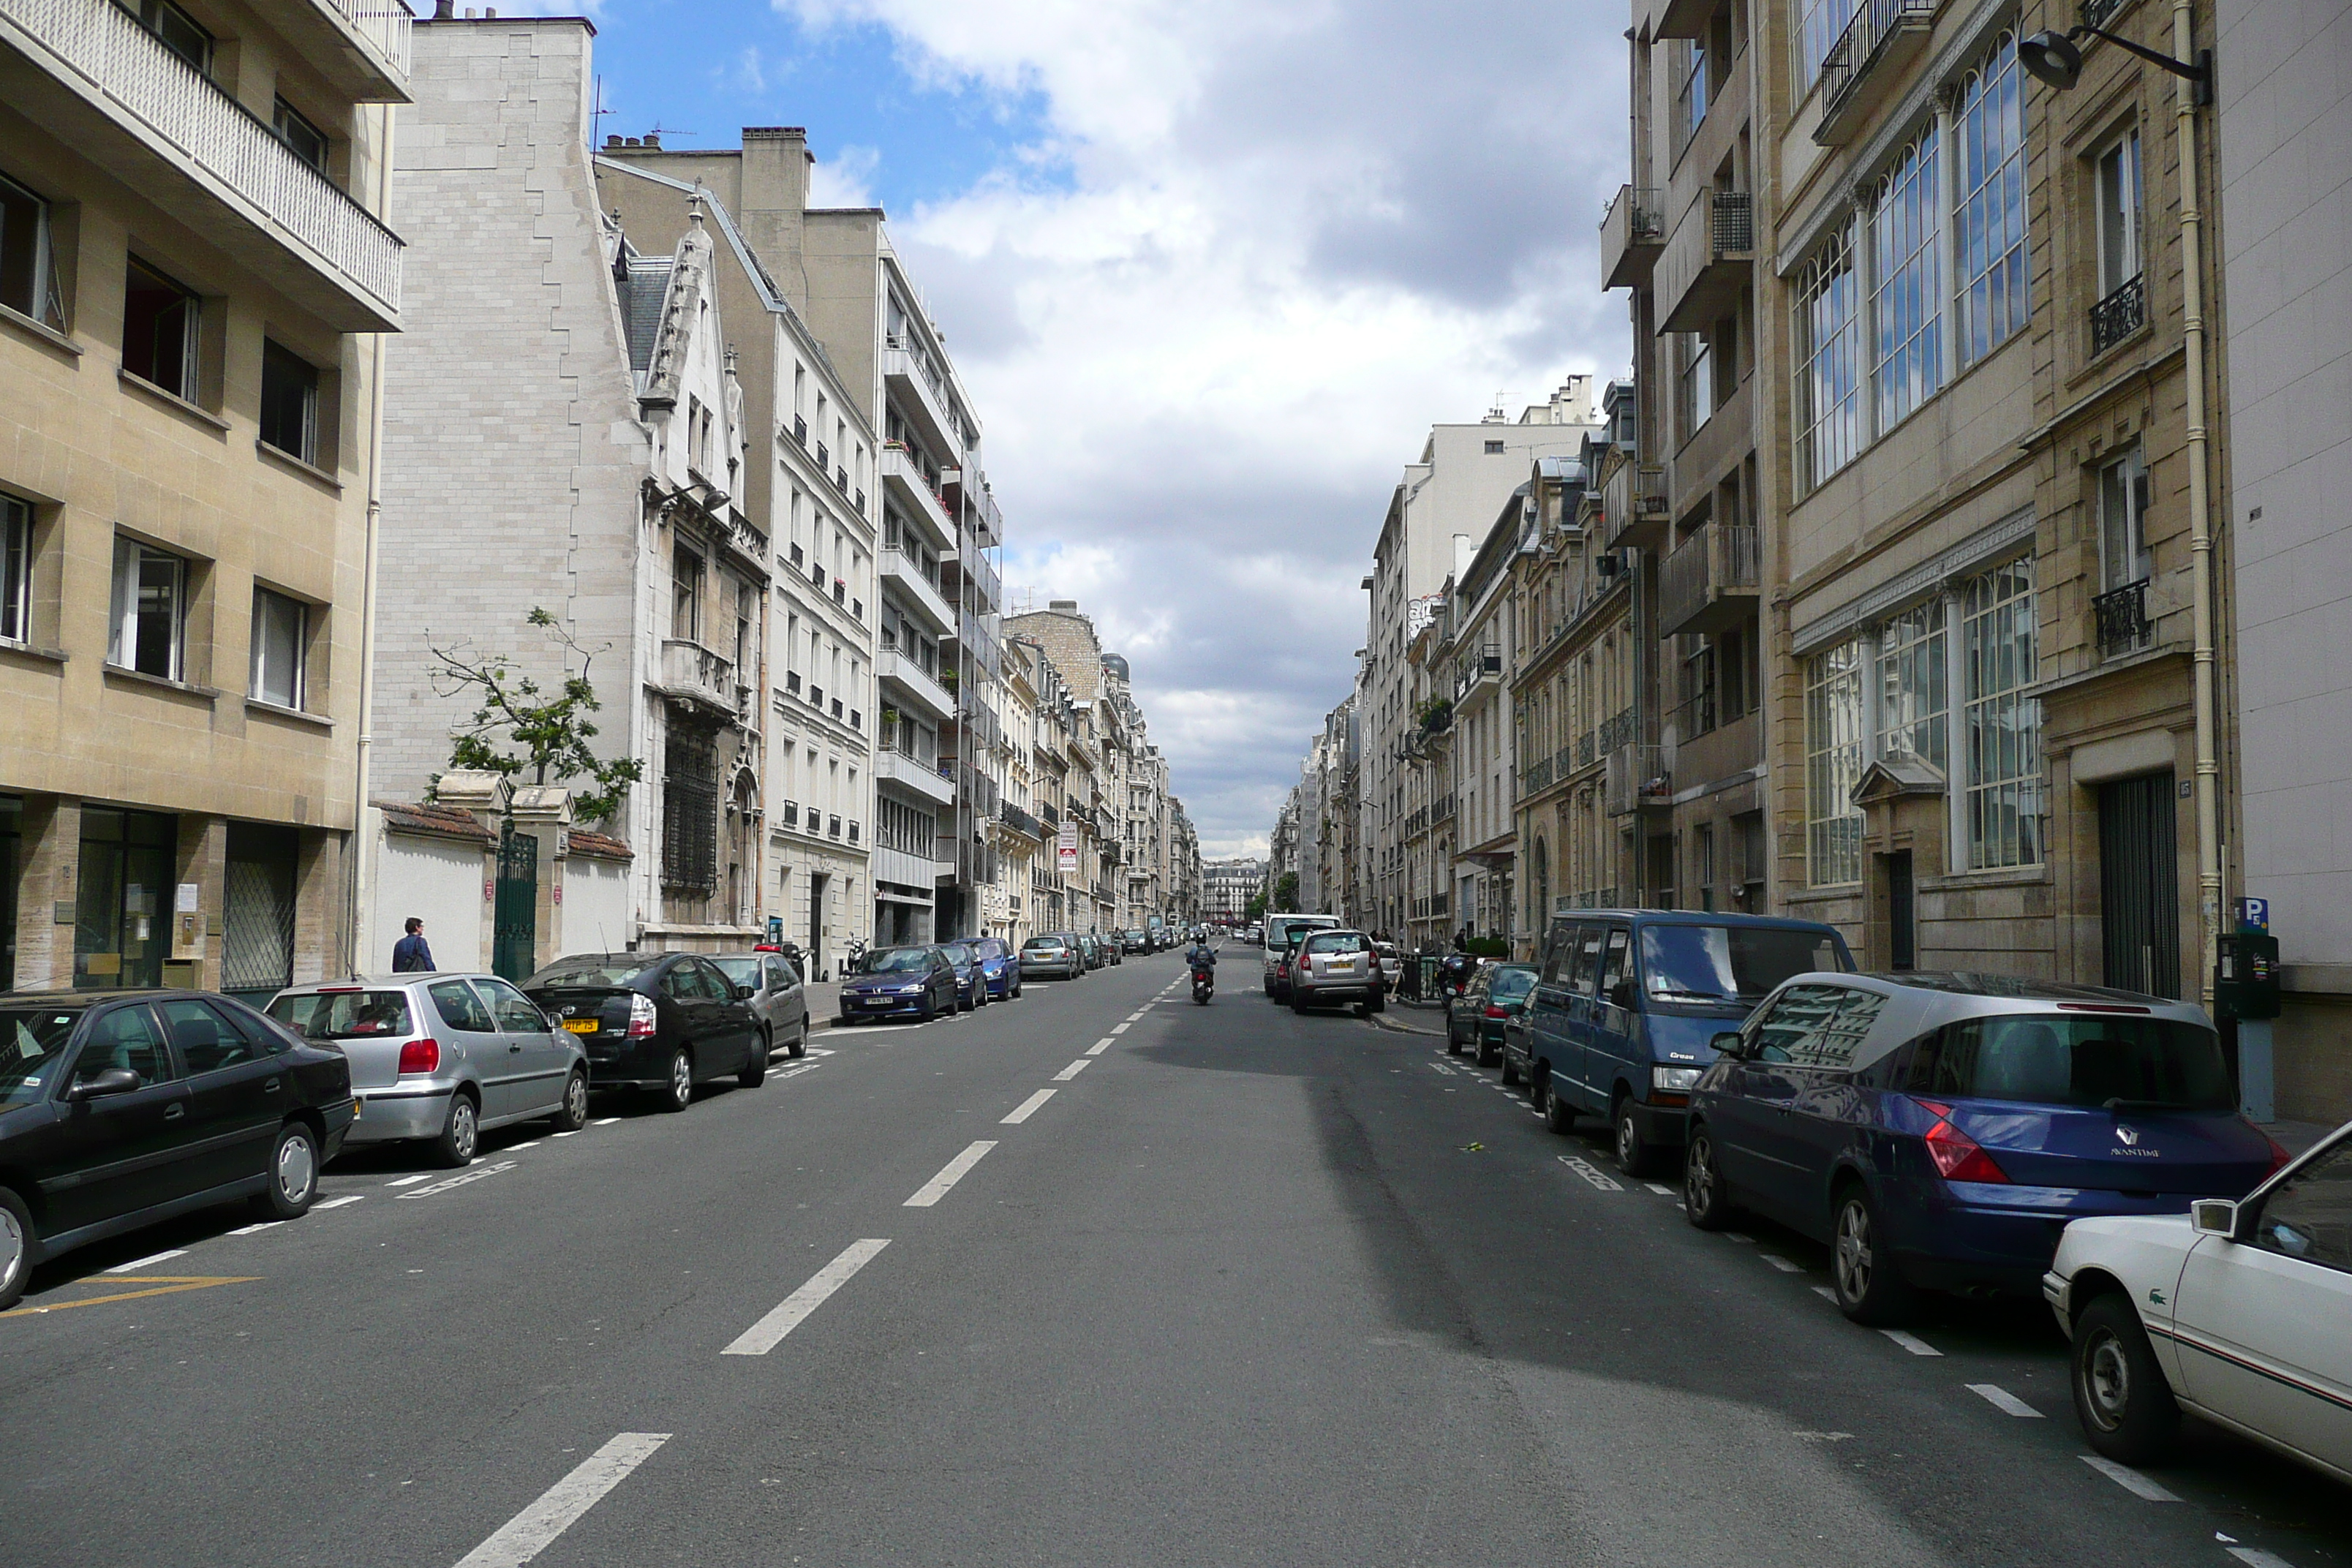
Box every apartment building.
[1,0,406,997]
[603,127,1010,941]
[596,154,878,979]
[1202,858,1264,924]
[1611,0,2231,1009]
[992,635,1045,944]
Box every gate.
[493,826,538,982]
[2099,772,2179,998]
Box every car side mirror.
[540,1009,563,1031]
[1609,980,1637,1010]
[67,1066,143,1101]
[2191,1198,2239,1239]
[1710,1030,1748,1061]
[732,984,755,1001]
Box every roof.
[568,829,633,860]
[377,800,496,843]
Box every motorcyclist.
[1186,935,1217,974]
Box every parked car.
[1519,911,1854,1176]
[835,945,960,1022]
[940,941,992,1011]
[1288,929,1387,1017]
[1078,935,1107,970]
[1117,930,1145,954]
[0,990,355,1310]
[521,952,766,1111]
[1020,934,1084,980]
[1102,935,1123,967]
[1243,925,1264,946]
[1449,963,1536,1068]
[709,951,810,1059]
[271,973,587,1166]
[970,937,1023,1000]
[1262,914,1340,999]
[2045,1120,2350,1477]
[1685,971,2284,1325]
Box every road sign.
[2236,896,2269,932]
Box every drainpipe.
[347,98,396,978]
[2173,0,2220,1010]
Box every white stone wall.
[369,827,486,974]
[560,854,633,956]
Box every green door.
[493,826,538,983]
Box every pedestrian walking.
[391,916,436,973]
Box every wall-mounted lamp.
[2018,25,2212,105]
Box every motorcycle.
[1190,960,1215,1004]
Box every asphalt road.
[4,945,2345,1567]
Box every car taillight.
[1915,1099,2010,1183]
[1484,1004,1508,1019]
[397,1039,441,1075]
[2250,1120,2293,1177]
[626,993,658,1037]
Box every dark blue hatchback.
[1683,973,2289,1324]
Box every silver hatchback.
[268,973,589,1166]
[709,951,812,1058]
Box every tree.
[1243,892,1268,922]
[1274,871,1300,911]
[427,608,644,824]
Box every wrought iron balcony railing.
[2093,577,2152,657]
[2091,273,2146,355]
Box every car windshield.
[862,948,932,973]
[1022,939,1064,952]
[1910,1015,2234,1111]
[1640,925,1848,1002]
[1490,967,1538,1001]
[529,960,651,988]
[0,1008,83,1107]
[708,958,764,989]
[268,990,415,1039]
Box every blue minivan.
[1506,911,1854,1176]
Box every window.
[427,980,495,1034]
[1961,557,2041,869]
[1795,223,1862,492]
[1795,0,1858,93]
[2251,1141,2352,1274]
[157,997,255,1074]
[1,491,29,644]
[116,0,212,72]
[1872,124,1943,431]
[1484,439,1505,455]
[122,258,199,401]
[1956,34,2029,366]
[1676,332,1714,441]
[1806,640,1866,885]
[250,587,306,708]
[1757,984,1883,1068]
[75,1003,172,1084]
[108,538,186,680]
[0,170,64,329]
[1875,600,1948,769]
[274,98,328,171]
[259,340,319,464]
[2097,448,2152,592]
[672,545,702,642]
[2095,130,2143,300]
[661,734,719,890]
[478,977,549,1033]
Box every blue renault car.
[1509,911,1854,1175]
[1684,972,2288,1324]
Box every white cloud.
[808,143,881,208]
[777,0,1630,851]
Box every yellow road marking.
[1,1275,259,1318]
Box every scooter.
[1191,962,1215,1004]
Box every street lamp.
[2016,25,2211,104]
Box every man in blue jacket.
[392,916,436,973]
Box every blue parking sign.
[2236,897,2269,932]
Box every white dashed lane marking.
[1880,1329,1943,1357]
[1085,1037,1115,1055]
[395,1161,518,1201]
[1644,1183,1676,1196]
[227,1221,282,1237]
[1052,1058,1092,1081]
[450,1431,671,1568]
[903,1142,997,1207]
[723,1239,892,1356]
[1812,1286,1839,1303]
[1967,1383,2043,1418]
[1111,1022,1131,1035]
[591,1117,622,1126]
[385,1173,434,1188]
[2228,1548,2299,1567]
[105,1249,187,1273]
[313,1195,366,1210]
[1001,1089,1058,1125]
[1760,1254,1803,1273]
[2080,1455,2180,1501]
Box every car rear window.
[1490,967,1537,1000]
[268,990,415,1040]
[1640,925,1849,1003]
[709,957,764,990]
[529,960,650,988]
[1303,932,1369,954]
[1906,1015,2233,1111]
[1022,938,1065,952]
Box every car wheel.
[0,1186,34,1311]
[2072,1292,2182,1464]
[786,1019,808,1060]
[738,1031,769,1088]
[431,1091,479,1168]
[1500,1052,1520,1087]
[1831,1183,1916,1324]
[1475,1033,1499,1068]
[1684,1126,1735,1231]
[254,1121,321,1218]
[660,1048,694,1113]
[916,995,937,1024]
[550,1068,589,1131]
[1012,981,1023,998]
[1611,1097,1654,1178]
[1290,990,1311,1014]
[1444,1028,1463,1056]
[1544,1076,1575,1134]
[1367,988,1385,1014]
[1352,1000,1371,1019]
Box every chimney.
[433,0,453,17]
[739,126,812,304]
[1049,600,1079,611]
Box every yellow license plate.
[564,1018,599,1033]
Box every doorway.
[807,870,829,980]
[1885,850,1915,971]
[492,823,538,982]
[75,807,176,988]
[2098,772,2180,998]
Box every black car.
[523,953,765,1112]
[1450,963,1537,1068]
[836,946,961,1022]
[0,990,355,1310]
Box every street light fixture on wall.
[2017,25,2212,104]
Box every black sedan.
[835,946,960,1022]
[523,953,765,1112]
[0,990,355,1311]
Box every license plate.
[564,1018,598,1033]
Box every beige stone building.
[1,0,406,998]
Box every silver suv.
[1288,929,1387,1017]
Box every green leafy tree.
[427,608,644,825]
[1274,871,1300,910]
[1243,892,1268,922]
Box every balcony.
[1656,190,1753,335]
[0,0,406,330]
[2091,274,2146,355]
[884,337,962,462]
[1454,643,1503,709]
[1653,0,1713,39]
[1602,459,1670,551]
[1658,523,1760,637]
[1815,0,1940,146]
[655,638,739,720]
[876,744,955,807]
[880,548,953,634]
[1601,185,1665,290]
[2093,578,2152,658]
[1605,744,1673,816]
[878,648,954,723]
[881,446,957,552]
[999,802,1044,843]
[872,845,941,889]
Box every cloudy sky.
[562,0,1632,856]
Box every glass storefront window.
[75,807,177,990]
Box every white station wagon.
[2045,1119,2352,1482]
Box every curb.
[1371,1012,1442,1037]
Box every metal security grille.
[2099,772,2180,998]
[222,853,295,992]
[662,736,719,891]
